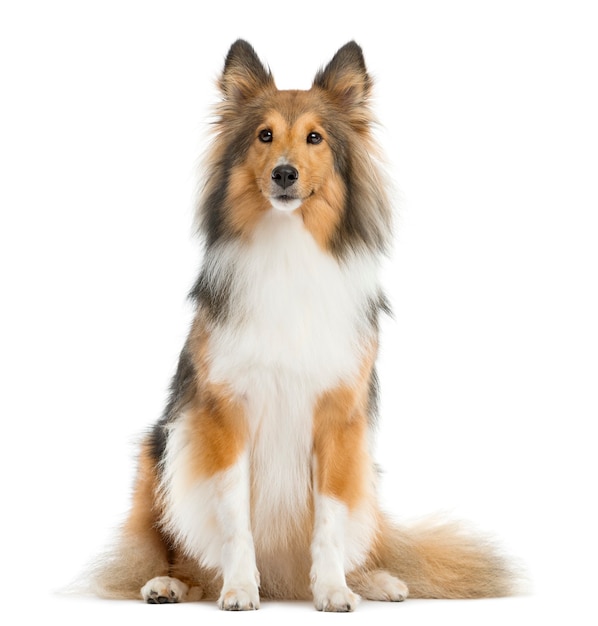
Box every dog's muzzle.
[270,164,302,212]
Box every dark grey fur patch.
[149,345,197,464]
[312,40,372,100]
[367,367,381,427]
[366,291,392,330]
[198,105,270,249]
[365,292,391,427]
[317,118,391,259]
[189,266,233,325]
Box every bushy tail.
[374,515,521,598]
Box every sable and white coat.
[89,40,514,612]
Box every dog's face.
[248,97,335,214]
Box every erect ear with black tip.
[219,39,275,103]
[313,41,372,108]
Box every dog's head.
[200,40,390,256]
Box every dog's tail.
[370,514,522,598]
[78,514,521,601]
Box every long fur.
[87,40,518,610]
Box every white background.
[1,1,597,624]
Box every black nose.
[271,165,298,189]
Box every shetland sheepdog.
[89,40,515,611]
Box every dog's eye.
[258,129,273,143]
[307,132,322,145]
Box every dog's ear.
[313,41,372,108]
[219,40,274,102]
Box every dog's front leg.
[310,377,376,612]
[214,450,260,610]
[311,491,361,611]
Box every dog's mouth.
[269,194,303,213]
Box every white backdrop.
[1,1,597,624]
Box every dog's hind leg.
[347,569,409,602]
[90,438,196,601]
[159,392,260,611]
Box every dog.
[89,40,515,611]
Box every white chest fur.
[204,211,379,548]
[206,211,379,388]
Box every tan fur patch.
[186,386,248,478]
[185,316,249,479]
[124,440,165,537]
[225,164,270,239]
[312,347,375,509]
[300,176,345,250]
[313,392,368,509]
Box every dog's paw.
[141,576,189,604]
[313,585,360,612]
[218,584,260,611]
[359,570,409,602]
